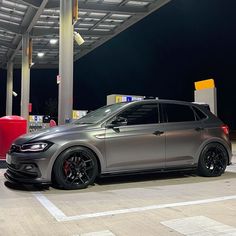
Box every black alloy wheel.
[52,146,98,190]
[198,143,228,177]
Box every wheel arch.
[48,142,105,181]
[195,138,231,165]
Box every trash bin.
[0,116,27,160]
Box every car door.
[104,102,166,172]
[161,102,204,168]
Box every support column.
[21,33,30,121]
[58,0,74,125]
[6,61,13,116]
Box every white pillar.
[21,33,30,121]
[194,88,217,115]
[58,0,74,125]
[6,61,13,116]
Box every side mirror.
[106,117,128,128]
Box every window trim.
[105,102,160,127]
[160,103,198,124]
[192,105,209,121]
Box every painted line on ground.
[0,169,5,176]
[161,216,236,235]
[73,230,116,236]
[226,164,236,173]
[34,192,66,221]
[33,192,236,222]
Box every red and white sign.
[57,75,61,84]
[29,103,32,113]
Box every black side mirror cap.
[106,117,128,128]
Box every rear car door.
[161,102,204,168]
[104,102,165,172]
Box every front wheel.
[52,146,98,190]
[198,143,228,177]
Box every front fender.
[45,141,106,181]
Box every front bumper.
[5,163,50,185]
[4,146,57,185]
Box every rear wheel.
[198,143,228,177]
[52,146,98,190]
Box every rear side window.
[118,103,159,126]
[192,106,207,120]
[162,103,196,123]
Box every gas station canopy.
[0,0,170,69]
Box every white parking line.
[161,216,236,235]
[33,192,236,222]
[0,169,6,176]
[34,192,66,221]
[227,164,236,173]
[74,230,115,236]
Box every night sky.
[0,0,236,129]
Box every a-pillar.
[58,0,74,125]
[21,33,30,122]
[6,61,13,116]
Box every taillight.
[221,124,229,135]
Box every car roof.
[128,99,195,106]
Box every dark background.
[0,0,236,128]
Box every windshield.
[74,103,127,124]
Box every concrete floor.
[0,143,236,236]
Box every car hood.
[14,124,95,145]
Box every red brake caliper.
[63,161,70,175]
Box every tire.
[197,143,228,177]
[52,146,98,190]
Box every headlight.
[20,142,52,153]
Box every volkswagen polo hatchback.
[5,100,232,189]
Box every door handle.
[195,127,204,131]
[153,130,164,136]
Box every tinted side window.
[118,103,159,126]
[163,103,196,123]
[192,106,207,120]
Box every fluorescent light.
[111,14,131,19]
[12,91,18,97]
[90,12,106,17]
[37,52,45,57]
[126,1,149,6]
[50,39,58,45]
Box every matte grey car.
[5,100,232,189]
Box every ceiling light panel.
[2,0,28,10]
[79,11,87,16]
[105,19,124,23]
[93,28,111,32]
[90,12,107,17]
[0,18,20,25]
[40,15,59,19]
[98,24,116,28]
[79,23,94,27]
[34,25,51,29]
[0,29,15,35]
[87,0,100,3]
[83,17,100,21]
[0,12,22,22]
[74,27,89,31]
[126,1,150,6]
[0,33,14,39]
[103,0,123,3]
[110,14,131,19]
[36,21,55,25]
[0,6,25,16]
[43,9,60,14]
